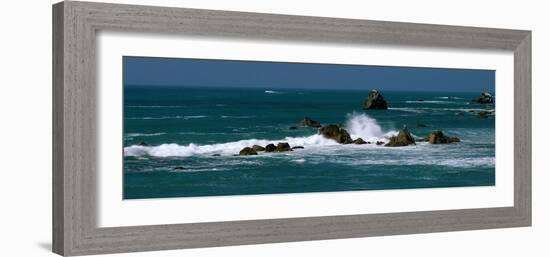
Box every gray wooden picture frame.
[52,1,531,256]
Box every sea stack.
[276,142,292,152]
[298,117,322,128]
[319,124,353,144]
[472,92,494,104]
[385,127,416,147]
[239,147,258,155]
[428,130,460,144]
[363,89,388,110]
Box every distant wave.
[264,90,283,94]
[390,107,492,113]
[127,105,186,108]
[388,107,425,113]
[125,115,207,120]
[125,132,166,137]
[435,96,463,100]
[341,156,495,168]
[405,100,455,104]
[124,113,396,157]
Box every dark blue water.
[123,86,495,199]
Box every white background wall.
[0,0,547,256]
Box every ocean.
[123,86,495,199]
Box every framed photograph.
[52,1,531,256]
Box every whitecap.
[291,159,306,163]
[264,90,282,94]
[125,132,166,137]
[405,100,454,104]
[344,112,396,142]
[124,112,396,158]
[388,107,425,113]
[126,115,207,120]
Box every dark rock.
[138,141,148,146]
[417,99,425,102]
[363,89,388,110]
[468,110,476,113]
[352,138,367,144]
[276,142,292,152]
[173,166,186,170]
[319,124,353,144]
[239,147,258,155]
[417,123,428,127]
[376,141,384,145]
[298,117,322,128]
[289,126,298,130]
[212,154,221,156]
[472,92,494,104]
[252,145,265,151]
[265,144,276,152]
[428,130,460,144]
[385,127,416,147]
[478,111,490,118]
[292,146,305,149]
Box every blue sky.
[124,56,494,93]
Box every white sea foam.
[124,113,397,157]
[341,156,495,168]
[405,100,454,104]
[124,134,340,157]
[344,113,397,141]
[388,107,425,113]
[126,115,207,120]
[127,105,186,108]
[125,132,166,137]
[264,90,283,94]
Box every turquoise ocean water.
[123,86,495,199]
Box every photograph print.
[123,57,495,199]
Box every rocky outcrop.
[428,130,460,144]
[385,127,416,147]
[138,141,148,146]
[352,138,367,144]
[239,147,258,155]
[264,144,276,152]
[363,89,388,110]
[319,124,353,144]
[276,142,292,152]
[292,146,304,149]
[252,145,265,151]
[376,141,384,145]
[472,92,494,104]
[299,117,322,128]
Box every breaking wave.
[265,90,283,94]
[124,113,395,157]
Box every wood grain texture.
[52,1,532,256]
